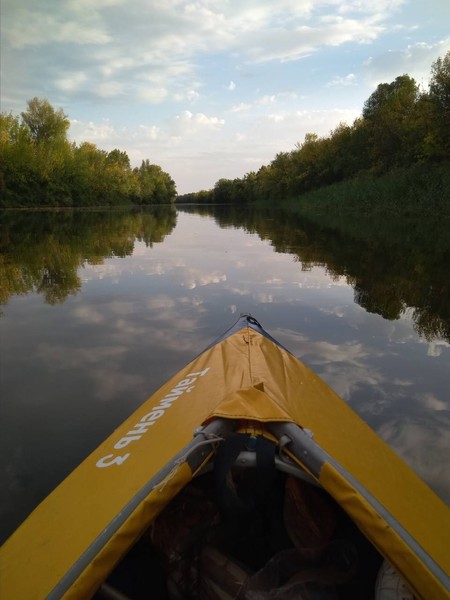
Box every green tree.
[1,99,178,207]
[426,52,450,160]
[104,149,139,204]
[362,75,420,169]
[0,113,35,205]
[429,53,450,111]
[213,178,236,203]
[135,160,176,204]
[21,97,70,145]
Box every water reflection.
[2,205,449,344]
[0,207,177,306]
[179,204,450,343]
[0,206,449,543]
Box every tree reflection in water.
[179,204,450,343]
[1,204,449,343]
[0,207,177,306]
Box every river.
[0,205,449,543]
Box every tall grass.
[277,163,450,219]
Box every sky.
[1,0,449,194]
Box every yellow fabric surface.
[62,461,193,600]
[206,384,293,422]
[319,462,449,600]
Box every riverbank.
[273,163,450,221]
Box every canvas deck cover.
[1,315,449,599]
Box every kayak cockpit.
[94,418,405,600]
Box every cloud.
[171,111,225,136]
[420,393,448,411]
[363,38,450,86]
[94,81,125,98]
[138,87,169,103]
[68,103,360,192]
[70,119,118,144]
[185,90,200,102]
[327,73,357,87]
[231,103,252,113]
[179,269,227,290]
[55,72,88,92]
[2,0,409,108]
[378,416,450,502]
[73,305,106,324]
[36,342,127,371]
[138,124,160,140]
[4,8,111,48]
[145,295,176,310]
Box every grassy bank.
[275,163,450,220]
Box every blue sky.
[1,0,449,194]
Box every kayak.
[1,314,449,600]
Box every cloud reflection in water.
[1,208,449,544]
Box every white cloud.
[4,9,111,48]
[363,38,450,87]
[73,305,106,324]
[138,87,169,103]
[37,342,127,370]
[70,119,117,144]
[180,269,227,289]
[327,73,357,87]
[259,95,277,104]
[145,295,177,310]
[138,125,160,140]
[67,0,125,8]
[378,417,450,502]
[231,103,252,113]
[186,90,200,102]
[94,81,125,98]
[425,339,450,357]
[255,293,274,303]
[55,72,88,92]
[421,393,448,411]
[173,111,225,134]
[2,0,411,105]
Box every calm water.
[1,206,449,543]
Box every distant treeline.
[177,53,450,207]
[0,98,177,207]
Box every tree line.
[177,52,450,205]
[0,98,177,207]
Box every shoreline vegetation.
[1,53,448,217]
[177,52,449,219]
[267,162,450,221]
[0,99,177,208]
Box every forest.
[0,98,177,208]
[177,52,450,210]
